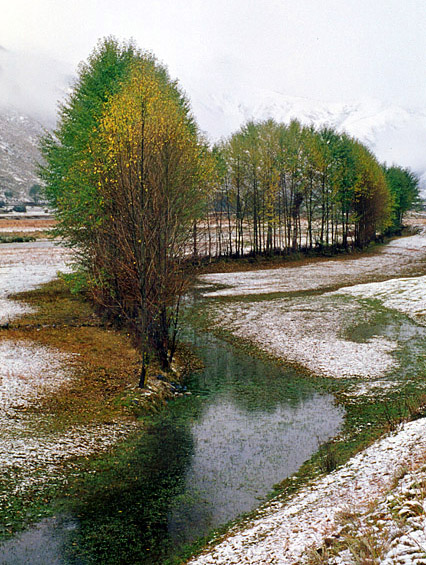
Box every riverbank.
[188,417,426,564]
[1,224,426,564]
[0,241,343,564]
[0,241,190,551]
[184,224,426,563]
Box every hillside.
[0,107,44,201]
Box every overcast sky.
[2,0,426,109]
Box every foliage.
[39,37,139,247]
[12,205,27,213]
[40,37,213,378]
[29,184,43,203]
[383,165,420,231]
[207,119,393,256]
[0,235,36,244]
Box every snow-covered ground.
[333,275,426,327]
[0,226,50,232]
[201,230,426,386]
[210,295,398,381]
[0,241,135,499]
[0,241,70,323]
[331,459,426,564]
[0,340,74,415]
[188,418,426,565]
[191,229,426,563]
[199,231,426,297]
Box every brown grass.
[0,218,56,239]
[0,218,56,230]
[0,280,162,430]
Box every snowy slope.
[0,107,45,200]
[192,87,426,195]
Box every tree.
[210,119,394,257]
[383,165,420,231]
[40,38,213,384]
[92,59,213,379]
[29,184,43,203]
[352,142,391,246]
[40,37,139,252]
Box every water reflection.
[168,330,344,545]
[0,330,344,564]
[0,517,78,565]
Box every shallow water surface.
[0,517,78,565]
[0,330,344,564]
[167,330,344,545]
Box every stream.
[2,229,426,563]
[0,323,344,564]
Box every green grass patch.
[0,235,36,243]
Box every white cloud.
[2,0,426,108]
[0,48,72,125]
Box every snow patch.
[0,340,74,415]
[0,241,71,323]
[188,418,426,564]
[333,275,426,325]
[199,231,426,297]
[212,296,398,379]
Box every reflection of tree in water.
[67,418,194,564]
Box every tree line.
[40,37,420,380]
[195,120,419,259]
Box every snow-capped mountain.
[1,44,426,200]
[191,88,426,196]
[0,45,72,127]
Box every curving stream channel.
[3,228,426,563]
[167,329,344,546]
[0,325,344,564]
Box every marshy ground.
[1,215,426,563]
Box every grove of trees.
[383,165,420,233]
[40,37,420,382]
[195,120,402,259]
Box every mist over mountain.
[0,45,73,127]
[192,87,426,195]
[0,47,425,200]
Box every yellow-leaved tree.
[90,59,213,382]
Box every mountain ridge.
[0,46,425,199]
